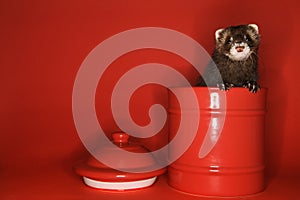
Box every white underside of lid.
[83,176,157,190]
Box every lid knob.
[112,132,130,144]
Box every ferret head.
[215,24,260,61]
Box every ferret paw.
[217,82,234,91]
[243,81,260,93]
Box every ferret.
[197,24,261,92]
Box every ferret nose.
[236,46,245,52]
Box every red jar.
[168,87,267,197]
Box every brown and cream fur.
[198,24,261,92]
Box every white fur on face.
[226,42,251,61]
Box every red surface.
[74,133,166,183]
[168,88,266,196]
[1,0,300,199]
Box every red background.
[1,0,300,199]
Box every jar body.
[168,87,267,197]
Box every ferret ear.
[248,24,259,33]
[215,28,224,41]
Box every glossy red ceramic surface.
[168,87,267,196]
[74,133,166,184]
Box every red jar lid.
[74,132,166,190]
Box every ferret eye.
[245,36,252,42]
[225,39,231,44]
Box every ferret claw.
[243,81,260,93]
[217,82,234,91]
